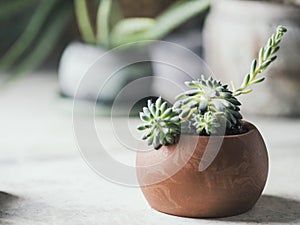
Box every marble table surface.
[0,73,299,225]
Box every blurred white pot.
[204,0,300,116]
[58,42,152,104]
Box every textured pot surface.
[136,122,268,218]
[204,0,300,116]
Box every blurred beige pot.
[204,0,300,116]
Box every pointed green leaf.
[142,131,152,140]
[155,97,162,109]
[161,108,172,118]
[250,59,257,76]
[160,102,168,112]
[242,74,251,88]
[264,46,272,59]
[137,125,146,131]
[147,133,154,145]
[252,77,265,84]
[140,112,150,122]
[259,47,265,64]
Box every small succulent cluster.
[138,26,287,149]
[173,77,242,135]
[137,98,181,149]
[192,111,221,135]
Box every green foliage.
[233,26,287,96]
[11,5,71,78]
[137,97,181,149]
[150,0,210,40]
[96,0,113,47]
[74,0,96,44]
[138,26,287,149]
[192,111,221,135]
[0,0,38,21]
[174,76,242,132]
[110,18,156,47]
[76,0,210,48]
[0,0,73,77]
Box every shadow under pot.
[136,121,268,218]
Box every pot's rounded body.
[136,122,268,218]
[203,0,300,116]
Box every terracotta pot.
[136,122,268,218]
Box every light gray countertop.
[0,73,299,225]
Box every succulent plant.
[138,26,287,149]
[173,76,242,134]
[192,111,222,135]
[232,25,287,96]
[137,97,181,149]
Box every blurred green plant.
[0,0,210,78]
[0,0,73,78]
[75,0,211,48]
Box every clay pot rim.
[179,120,256,139]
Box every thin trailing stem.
[233,26,287,96]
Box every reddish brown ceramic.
[136,121,268,218]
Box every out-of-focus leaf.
[0,0,60,72]
[0,0,38,21]
[9,4,72,79]
[74,0,96,44]
[149,0,210,40]
[110,18,155,47]
[97,0,113,47]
